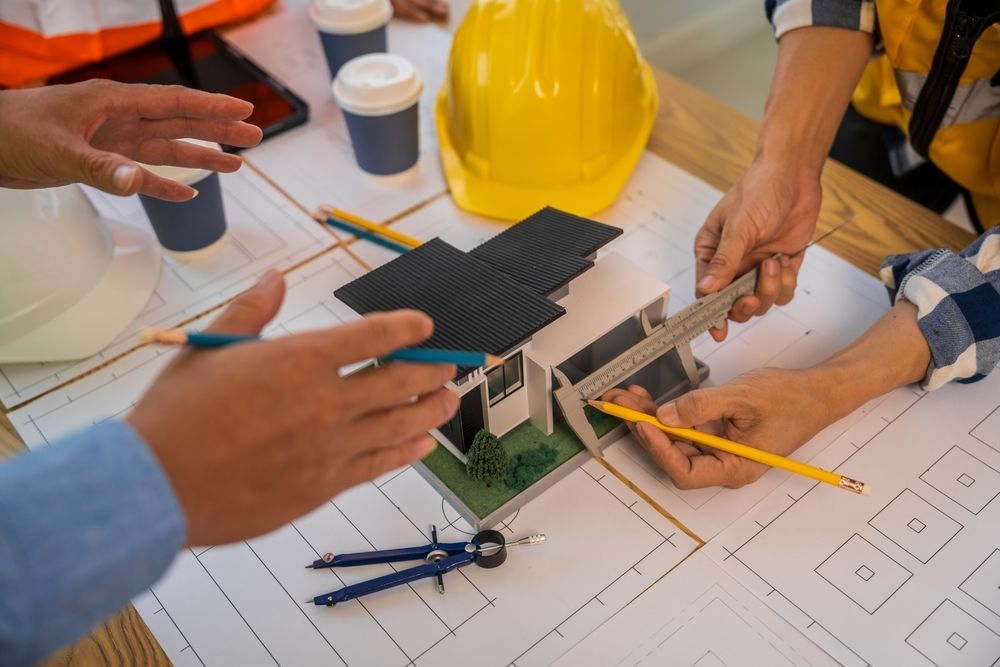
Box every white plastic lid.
[310,0,392,35]
[139,139,221,186]
[333,53,423,116]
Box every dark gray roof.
[334,238,566,360]
[468,207,624,295]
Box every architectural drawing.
[0,168,337,408]
[555,551,837,666]
[709,372,1000,666]
[12,145,973,665]
[960,549,1000,619]
[7,240,699,667]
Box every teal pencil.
[384,348,504,367]
[141,329,502,367]
[324,216,410,254]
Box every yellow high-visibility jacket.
[769,0,1000,224]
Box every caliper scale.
[553,267,760,454]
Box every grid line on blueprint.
[711,394,937,664]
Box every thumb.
[657,388,727,428]
[206,269,286,335]
[697,219,752,294]
[71,144,142,196]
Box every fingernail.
[781,255,791,268]
[185,188,199,201]
[421,315,434,337]
[259,268,281,288]
[416,437,437,458]
[767,259,778,276]
[740,302,755,316]
[657,402,679,425]
[697,276,715,292]
[112,165,137,191]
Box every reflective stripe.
[895,69,1000,128]
[0,0,216,37]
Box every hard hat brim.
[0,218,161,363]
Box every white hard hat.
[0,185,161,363]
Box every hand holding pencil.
[601,369,870,494]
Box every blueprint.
[6,243,698,667]
[708,373,1000,666]
[8,133,994,664]
[555,550,837,666]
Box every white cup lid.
[333,53,423,117]
[310,0,392,35]
[139,139,222,186]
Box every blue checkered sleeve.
[764,0,876,39]
[880,227,1000,390]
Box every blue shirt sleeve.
[881,226,1000,390]
[0,420,185,666]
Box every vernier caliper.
[552,266,760,455]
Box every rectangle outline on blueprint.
[866,488,963,564]
[919,445,1000,516]
[814,532,914,616]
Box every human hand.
[0,80,263,201]
[695,157,820,340]
[391,0,448,21]
[603,370,831,490]
[128,270,459,546]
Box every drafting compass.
[306,525,546,606]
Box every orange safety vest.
[0,0,272,87]
[852,0,1000,225]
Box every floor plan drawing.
[554,551,837,666]
[6,243,699,667]
[708,372,1000,666]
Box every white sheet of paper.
[0,168,337,408]
[707,372,1000,666]
[223,2,451,221]
[555,550,837,666]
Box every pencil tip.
[485,354,504,367]
[137,329,155,343]
[586,399,603,409]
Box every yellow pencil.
[319,204,422,249]
[587,400,871,495]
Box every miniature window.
[487,352,524,405]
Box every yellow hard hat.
[436,0,658,221]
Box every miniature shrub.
[504,444,558,491]
[465,430,509,485]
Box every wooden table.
[0,35,976,667]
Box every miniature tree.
[504,444,558,491]
[466,430,509,485]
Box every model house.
[335,207,673,459]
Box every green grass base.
[422,406,622,519]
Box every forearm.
[0,422,185,665]
[806,301,930,424]
[757,27,874,176]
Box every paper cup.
[310,0,392,79]
[334,53,423,175]
[138,140,228,260]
